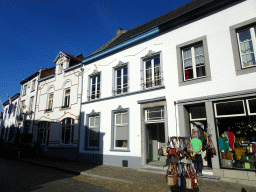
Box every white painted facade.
[2,94,21,143]
[20,73,39,135]
[79,0,256,184]
[33,51,83,149]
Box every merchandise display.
[217,117,256,170]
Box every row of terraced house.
[1,0,256,186]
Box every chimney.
[116,28,127,36]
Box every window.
[177,36,211,85]
[59,63,63,74]
[4,108,7,120]
[23,85,27,96]
[63,88,70,108]
[214,100,246,117]
[88,115,100,148]
[182,44,205,80]
[13,103,17,116]
[237,27,256,68]
[29,97,34,112]
[145,107,165,122]
[89,73,100,100]
[230,18,256,75]
[47,93,53,111]
[61,118,74,144]
[111,106,129,151]
[37,121,50,145]
[144,56,161,88]
[31,80,36,92]
[114,65,128,95]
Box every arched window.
[61,118,74,144]
[62,81,71,108]
[46,87,54,111]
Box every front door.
[147,123,165,163]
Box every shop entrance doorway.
[146,123,165,165]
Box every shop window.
[214,99,256,170]
[215,100,245,117]
[247,98,256,114]
[189,105,206,120]
[145,106,164,122]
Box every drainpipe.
[174,101,178,136]
[78,65,84,152]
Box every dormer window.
[59,63,63,74]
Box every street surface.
[0,158,113,192]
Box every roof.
[91,0,239,56]
[54,51,82,63]
[61,51,82,63]
[3,93,20,106]
[40,67,56,79]
[20,72,39,85]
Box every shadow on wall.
[38,112,105,165]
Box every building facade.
[33,51,84,160]
[1,93,21,145]
[78,0,256,185]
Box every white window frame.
[23,85,27,96]
[143,55,161,88]
[31,80,36,92]
[61,118,74,144]
[182,43,206,81]
[237,26,256,69]
[88,116,100,149]
[114,112,128,150]
[145,107,165,123]
[90,74,100,100]
[189,106,207,121]
[246,98,256,115]
[63,88,70,108]
[114,65,128,95]
[214,100,246,118]
[29,96,34,112]
[47,93,54,110]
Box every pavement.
[16,156,256,192]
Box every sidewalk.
[18,156,256,192]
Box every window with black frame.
[61,118,74,144]
[214,99,256,170]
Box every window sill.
[60,106,71,110]
[110,149,130,152]
[44,109,53,113]
[143,84,163,90]
[86,147,100,151]
[179,76,211,86]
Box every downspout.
[32,68,42,142]
[78,65,84,152]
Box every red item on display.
[227,131,235,151]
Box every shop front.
[214,99,256,170]
[177,91,256,185]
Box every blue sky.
[0,0,191,112]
